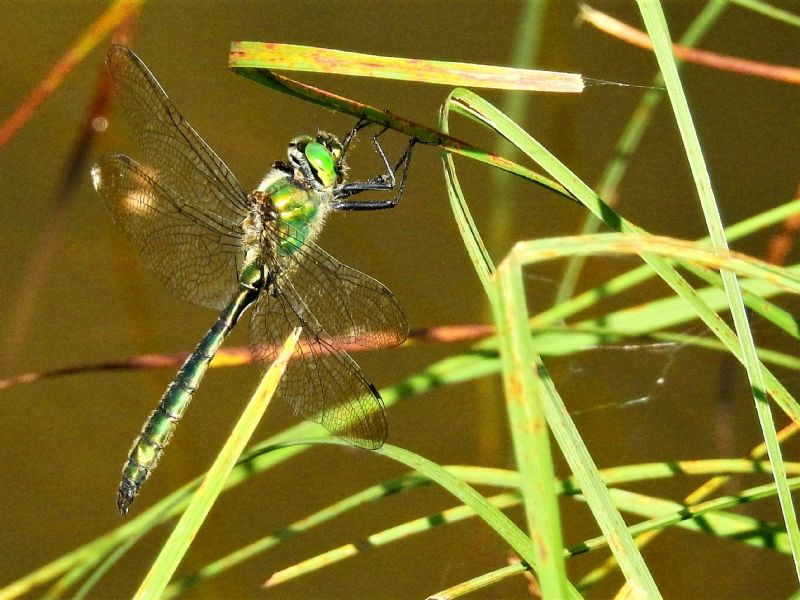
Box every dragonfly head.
[288,133,345,191]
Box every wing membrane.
[274,226,408,349]
[250,282,388,449]
[92,153,242,310]
[104,44,248,233]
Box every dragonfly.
[91,45,414,515]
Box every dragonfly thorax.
[246,137,341,264]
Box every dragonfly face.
[91,45,415,514]
[287,133,345,189]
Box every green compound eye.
[304,141,338,187]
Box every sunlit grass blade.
[637,0,800,581]
[596,489,790,553]
[440,73,564,596]
[511,233,800,296]
[264,492,521,588]
[540,264,800,344]
[541,197,800,337]
[506,233,800,422]
[162,471,434,598]
[430,563,527,599]
[69,531,144,600]
[577,476,800,555]
[132,328,300,600]
[441,89,656,596]
[491,260,569,596]
[442,86,800,452]
[229,41,584,92]
[263,440,581,598]
[497,251,660,597]
[730,0,800,25]
[441,150,495,294]
[529,325,800,372]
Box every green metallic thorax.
[244,168,332,266]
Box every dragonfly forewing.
[92,153,244,311]
[104,45,250,230]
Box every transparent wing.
[250,278,389,449]
[275,225,408,348]
[104,44,248,234]
[92,153,243,310]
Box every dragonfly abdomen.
[117,285,257,515]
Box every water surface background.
[1,2,799,598]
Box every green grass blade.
[636,0,800,580]
[578,476,800,555]
[263,440,581,598]
[509,232,800,423]
[229,42,584,92]
[266,492,521,589]
[442,87,800,456]
[492,260,568,597]
[501,248,660,598]
[430,563,526,599]
[600,489,789,552]
[163,472,433,598]
[132,329,300,600]
[730,0,800,25]
[557,0,730,304]
[440,149,495,295]
[70,532,143,600]
[538,198,800,336]
[513,233,800,295]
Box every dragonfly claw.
[117,481,137,516]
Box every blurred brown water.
[1,2,799,598]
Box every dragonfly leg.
[332,132,417,211]
[340,117,372,155]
